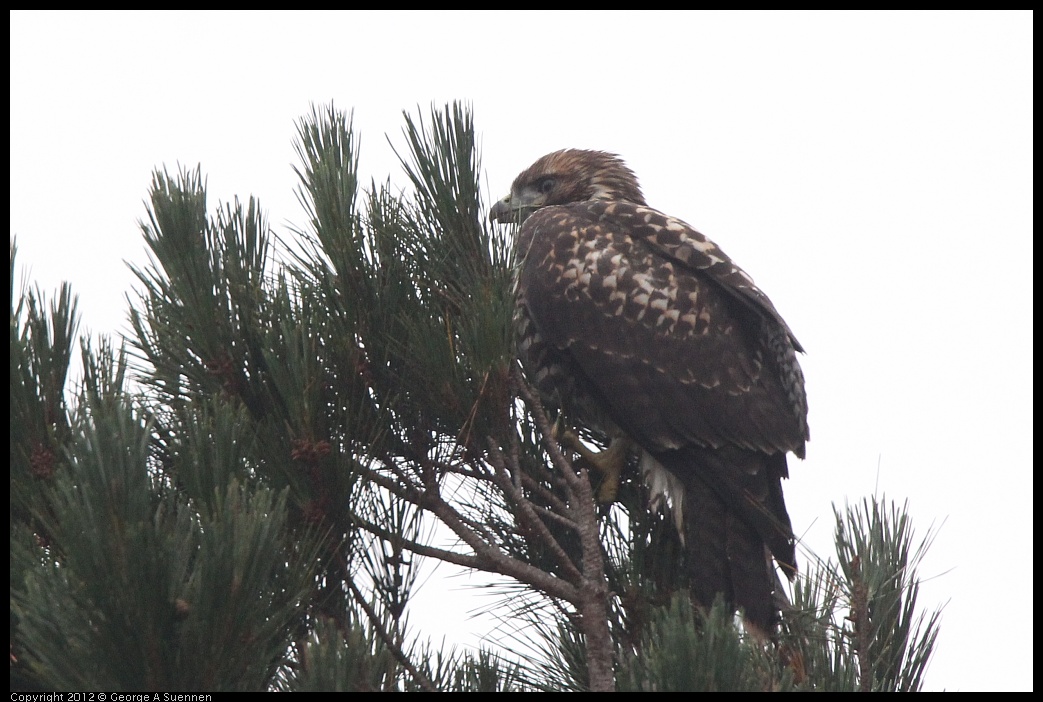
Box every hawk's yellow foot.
[556,427,632,504]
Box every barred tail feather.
[659,447,796,633]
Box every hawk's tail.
[660,447,796,634]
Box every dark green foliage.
[833,499,941,692]
[11,342,325,689]
[617,597,789,692]
[279,617,394,692]
[10,244,77,531]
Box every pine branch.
[344,577,436,692]
[511,364,614,691]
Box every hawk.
[490,149,808,633]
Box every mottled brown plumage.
[491,150,809,632]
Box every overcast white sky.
[11,11,1032,691]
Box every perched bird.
[490,150,808,634]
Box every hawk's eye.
[536,177,556,195]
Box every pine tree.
[10,104,941,691]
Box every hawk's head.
[490,149,646,224]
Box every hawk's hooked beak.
[489,188,545,224]
[489,195,515,223]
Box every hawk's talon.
[555,426,631,504]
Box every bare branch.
[510,364,615,692]
[486,439,584,582]
[351,512,483,570]
[356,448,580,603]
[511,365,587,496]
[345,576,436,692]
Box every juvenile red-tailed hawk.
[490,150,808,632]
